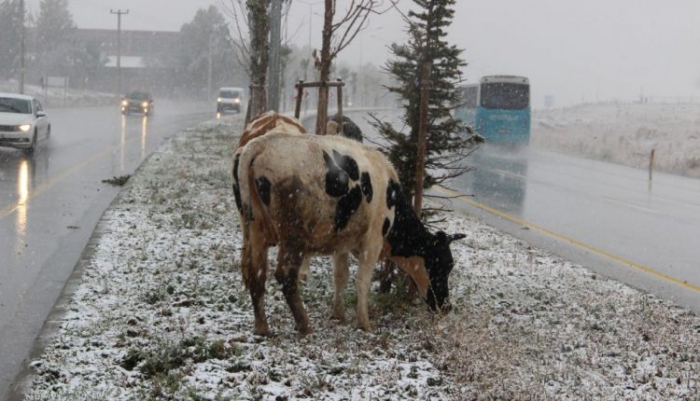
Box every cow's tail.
[236,138,277,243]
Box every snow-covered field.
[16,115,700,400]
[532,102,700,179]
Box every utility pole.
[267,0,282,111]
[111,9,129,97]
[19,0,26,94]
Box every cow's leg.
[243,221,270,336]
[275,247,312,335]
[356,244,382,332]
[332,252,349,321]
[298,255,312,282]
[240,224,251,284]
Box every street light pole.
[297,0,323,72]
[111,9,129,97]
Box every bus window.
[480,83,529,110]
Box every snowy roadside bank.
[14,115,700,400]
[532,103,700,179]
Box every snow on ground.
[532,102,700,179]
[18,115,700,400]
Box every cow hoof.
[331,311,346,323]
[254,322,271,337]
[331,316,347,324]
[356,323,372,332]
[297,325,314,337]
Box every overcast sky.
[25,0,700,108]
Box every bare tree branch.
[219,0,252,75]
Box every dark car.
[121,91,154,116]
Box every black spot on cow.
[233,154,241,183]
[233,184,242,212]
[335,185,362,231]
[332,150,359,181]
[386,179,400,209]
[360,172,373,203]
[255,176,271,206]
[382,218,391,237]
[323,150,349,197]
[233,154,242,211]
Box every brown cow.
[236,111,307,149]
[234,130,464,336]
[233,112,314,280]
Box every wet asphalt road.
[444,146,700,312]
[0,100,214,399]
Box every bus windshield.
[480,83,529,110]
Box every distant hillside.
[532,103,700,178]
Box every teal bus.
[456,75,531,146]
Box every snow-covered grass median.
[18,115,700,400]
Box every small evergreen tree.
[178,6,240,97]
[35,0,76,76]
[35,0,75,43]
[374,0,480,205]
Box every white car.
[0,93,50,152]
[216,87,244,113]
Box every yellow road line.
[435,185,700,293]
[0,142,126,220]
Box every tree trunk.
[245,0,270,125]
[413,60,432,217]
[314,0,334,136]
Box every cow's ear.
[448,233,466,244]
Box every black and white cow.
[234,130,464,336]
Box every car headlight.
[18,124,32,132]
[234,98,240,104]
[121,100,128,106]
[217,97,222,103]
[142,102,149,108]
